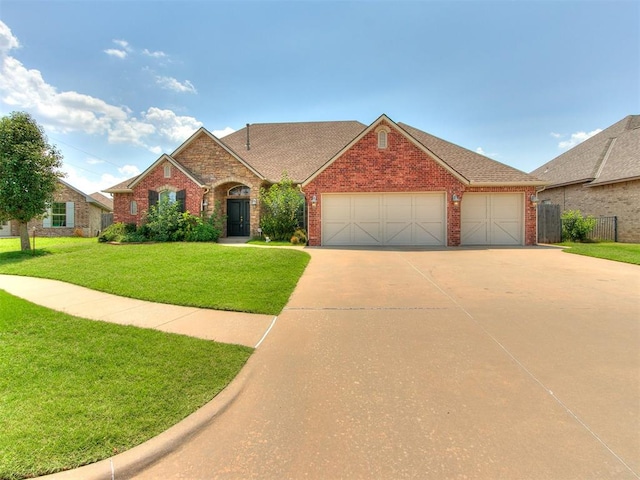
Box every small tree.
[561,210,597,242]
[0,112,63,250]
[259,174,304,241]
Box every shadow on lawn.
[0,249,49,266]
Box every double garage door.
[322,193,523,246]
[322,193,446,246]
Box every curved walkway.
[0,275,275,348]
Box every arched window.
[164,163,172,178]
[378,130,388,149]
[228,185,250,196]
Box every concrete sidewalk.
[0,274,276,480]
[0,274,275,348]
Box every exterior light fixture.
[530,195,539,204]
[452,194,460,205]
[251,198,257,206]
[311,195,317,207]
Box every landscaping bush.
[562,210,597,242]
[98,222,127,242]
[260,174,305,241]
[290,228,307,245]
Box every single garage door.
[322,193,445,246]
[461,193,523,245]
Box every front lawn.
[559,242,640,265]
[0,238,310,315]
[0,290,253,480]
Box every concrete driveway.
[135,247,639,479]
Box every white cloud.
[476,146,497,158]
[143,48,167,59]
[142,107,202,143]
[119,164,141,177]
[61,163,139,195]
[113,39,130,50]
[0,21,202,152]
[155,76,197,94]
[104,49,127,59]
[558,129,602,150]
[0,21,19,55]
[215,127,235,138]
[550,132,562,139]
[86,158,104,165]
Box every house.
[105,114,544,247]
[1,179,113,238]
[532,115,640,243]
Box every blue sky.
[0,0,638,195]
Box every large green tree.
[259,174,304,241]
[0,112,63,250]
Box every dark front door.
[227,199,250,236]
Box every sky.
[0,0,638,196]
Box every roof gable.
[128,154,206,190]
[303,114,541,186]
[531,115,640,187]
[173,127,265,180]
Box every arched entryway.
[226,185,251,237]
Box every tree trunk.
[19,221,31,251]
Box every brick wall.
[539,179,640,243]
[305,121,538,246]
[174,133,264,236]
[20,182,105,237]
[114,160,205,226]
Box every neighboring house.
[8,179,113,238]
[532,115,640,243]
[105,114,544,247]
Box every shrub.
[260,174,304,241]
[73,228,84,237]
[98,223,127,243]
[562,210,597,242]
[290,228,307,245]
[144,197,182,242]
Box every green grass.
[0,238,310,315]
[246,238,303,246]
[559,242,640,265]
[0,290,253,480]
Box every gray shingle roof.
[531,115,640,187]
[398,123,540,184]
[220,121,366,183]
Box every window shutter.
[176,190,186,213]
[43,207,52,227]
[149,190,159,208]
[66,202,75,228]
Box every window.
[229,185,250,196]
[159,190,177,203]
[130,200,138,215]
[164,163,172,178]
[52,202,67,227]
[378,130,388,149]
[43,202,74,228]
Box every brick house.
[0,179,113,238]
[532,115,640,243]
[105,114,544,247]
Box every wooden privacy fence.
[537,204,561,243]
[101,213,113,231]
[537,204,618,243]
[588,216,618,242]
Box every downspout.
[201,186,211,212]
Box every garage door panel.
[462,194,523,245]
[322,193,445,246]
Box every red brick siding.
[113,161,204,226]
[305,122,537,246]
